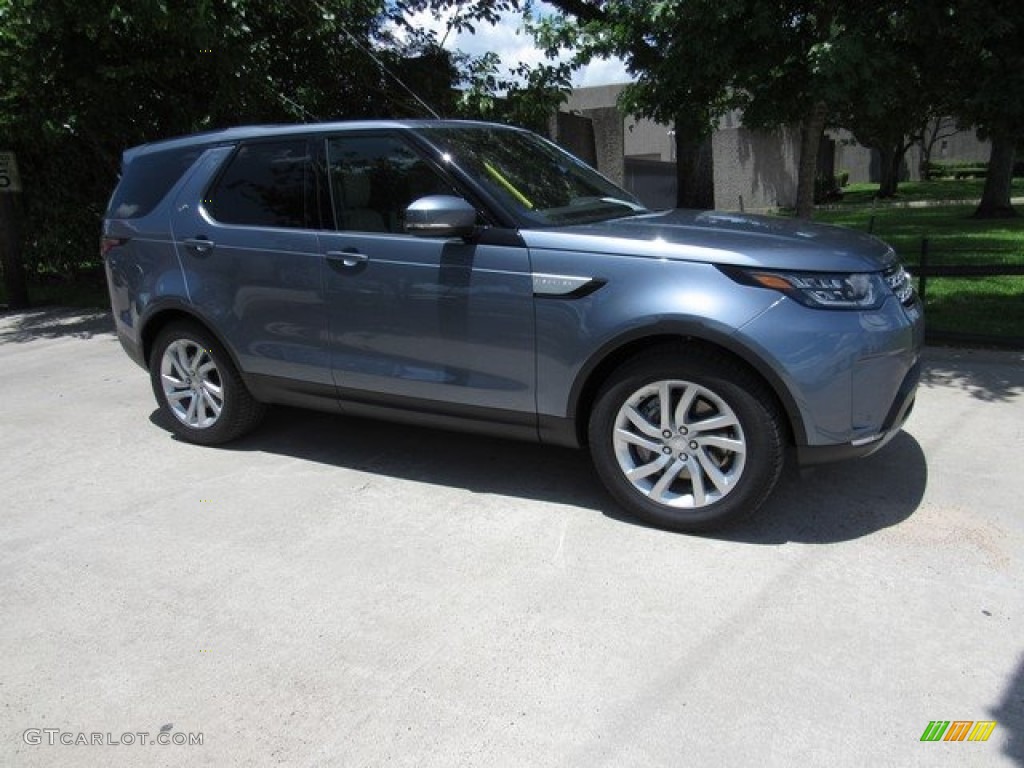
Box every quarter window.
[108,147,202,219]
[206,141,308,228]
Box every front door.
[318,133,536,424]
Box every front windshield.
[418,125,648,227]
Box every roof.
[123,119,524,161]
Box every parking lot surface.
[0,308,1021,767]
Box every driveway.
[0,308,1021,767]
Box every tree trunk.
[0,193,30,309]
[795,101,828,219]
[974,133,1018,219]
[877,144,903,198]
[673,116,714,209]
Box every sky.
[401,4,631,88]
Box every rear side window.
[107,147,202,219]
[205,140,308,228]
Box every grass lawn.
[814,195,1023,342]
[836,177,1024,205]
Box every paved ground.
[0,308,1021,768]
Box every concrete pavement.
[0,308,1021,767]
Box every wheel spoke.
[688,413,738,433]
[626,454,671,481]
[174,344,192,376]
[674,384,698,427]
[649,458,684,501]
[202,378,223,398]
[201,387,222,417]
[659,381,672,430]
[624,404,662,438]
[698,435,746,454]
[167,352,188,382]
[184,394,198,425]
[688,462,708,506]
[615,427,661,453]
[697,450,732,494]
[166,388,191,403]
[162,371,186,389]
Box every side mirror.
[404,195,478,239]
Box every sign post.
[0,151,29,309]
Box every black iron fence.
[910,238,1024,348]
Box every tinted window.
[107,147,202,219]
[326,135,458,233]
[206,141,308,228]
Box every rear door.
[170,138,332,398]
[316,132,537,426]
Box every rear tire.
[149,322,265,445]
[588,346,785,532]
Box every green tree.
[916,0,1024,218]
[0,0,457,297]
[831,2,943,199]
[515,1,925,216]
[530,0,745,209]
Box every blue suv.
[102,121,923,531]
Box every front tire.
[589,346,785,532]
[149,322,265,445]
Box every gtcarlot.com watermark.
[23,728,203,747]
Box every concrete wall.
[623,118,674,162]
[549,111,598,167]
[831,125,990,185]
[712,115,800,211]
[624,158,677,209]
[580,107,625,186]
[565,85,673,162]
[550,107,625,188]
[561,85,998,211]
[832,130,922,185]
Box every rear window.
[107,147,202,219]
[205,140,308,228]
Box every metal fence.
[911,238,1024,348]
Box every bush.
[927,161,988,179]
[7,133,118,281]
[836,170,850,188]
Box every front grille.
[884,264,915,305]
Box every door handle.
[183,237,215,256]
[326,249,369,269]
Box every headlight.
[721,267,889,310]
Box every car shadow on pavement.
[717,430,927,544]
[0,308,114,343]
[150,407,927,545]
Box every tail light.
[100,236,127,257]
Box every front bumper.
[796,358,920,465]
[737,292,924,465]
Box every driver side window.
[326,135,458,233]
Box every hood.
[521,209,898,272]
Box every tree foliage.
[914,0,1024,217]
[0,0,458,281]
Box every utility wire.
[310,0,441,120]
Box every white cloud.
[575,57,630,88]
[397,6,629,89]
